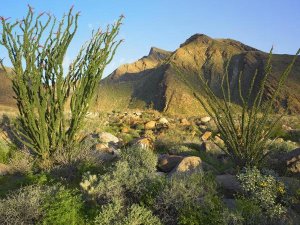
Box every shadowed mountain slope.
[95,34,300,115]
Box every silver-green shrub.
[80,146,159,204]
[0,185,50,225]
[236,167,287,223]
[94,200,162,225]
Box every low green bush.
[155,171,221,224]
[41,185,85,225]
[80,146,159,204]
[0,185,49,225]
[236,167,288,224]
[94,200,162,225]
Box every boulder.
[216,174,241,197]
[121,127,130,133]
[201,141,223,155]
[283,148,300,174]
[0,163,13,175]
[172,156,202,173]
[93,143,119,162]
[201,131,212,141]
[98,132,119,144]
[132,137,154,150]
[198,125,207,131]
[158,117,169,124]
[144,121,156,130]
[200,116,211,123]
[180,118,191,126]
[158,154,183,172]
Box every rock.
[201,141,223,155]
[223,198,236,210]
[158,117,169,124]
[98,132,119,144]
[198,125,207,131]
[180,118,191,126]
[201,131,212,141]
[282,124,293,131]
[144,121,156,130]
[201,116,211,123]
[134,111,142,116]
[214,136,224,147]
[216,174,241,196]
[172,156,202,173]
[121,127,130,133]
[94,143,109,151]
[0,163,13,175]
[158,154,183,172]
[93,143,119,162]
[132,137,154,150]
[283,148,300,174]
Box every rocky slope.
[95,34,300,115]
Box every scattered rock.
[198,125,207,131]
[172,156,202,173]
[158,154,183,172]
[92,143,119,162]
[134,111,142,116]
[158,117,169,124]
[121,127,130,133]
[98,132,119,144]
[144,121,156,130]
[201,141,223,155]
[200,116,211,123]
[216,174,241,197]
[201,131,212,141]
[94,143,109,151]
[180,118,191,126]
[282,124,293,131]
[214,136,224,147]
[223,198,236,210]
[283,148,300,174]
[0,163,13,175]
[132,137,154,150]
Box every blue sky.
[1,0,300,76]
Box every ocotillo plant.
[194,49,300,167]
[0,6,122,163]
[174,48,299,167]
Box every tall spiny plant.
[0,5,123,163]
[175,49,299,167]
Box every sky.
[0,0,300,77]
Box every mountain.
[0,68,15,109]
[95,34,300,115]
[0,34,299,115]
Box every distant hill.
[0,34,299,115]
[0,68,15,108]
[95,34,300,115]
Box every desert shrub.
[121,204,162,225]
[268,139,298,153]
[0,6,122,164]
[155,171,221,224]
[94,200,162,225]
[236,167,288,224]
[178,194,227,225]
[80,146,159,204]
[0,185,49,225]
[41,185,85,225]
[8,148,34,174]
[177,49,300,167]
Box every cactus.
[0,6,122,162]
